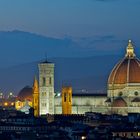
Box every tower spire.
[33,76,39,117]
[33,76,39,93]
[125,40,135,58]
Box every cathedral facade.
[15,40,140,116]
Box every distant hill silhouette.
[0,30,91,67]
[0,56,122,95]
[0,30,139,95]
[0,30,133,67]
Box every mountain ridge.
[0,56,121,95]
[0,30,138,95]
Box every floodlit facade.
[15,40,140,116]
[15,86,33,110]
[62,87,72,115]
[55,93,107,114]
[54,40,140,115]
[107,40,140,115]
[39,61,55,115]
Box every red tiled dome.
[112,97,127,107]
[108,40,140,85]
[17,86,33,101]
[108,58,140,84]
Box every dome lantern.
[125,40,135,58]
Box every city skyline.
[0,1,140,140]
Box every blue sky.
[0,0,140,38]
[0,0,140,67]
[0,0,140,93]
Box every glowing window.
[49,77,52,85]
[42,77,46,86]
[64,93,67,102]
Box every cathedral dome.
[112,97,127,107]
[17,86,33,101]
[108,40,140,85]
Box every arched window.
[42,77,46,86]
[42,92,46,96]
[64,93,67,102]
[134,91,138,96]
[119,92,123,96]
[49,77,52,85]
[69,95,71,102]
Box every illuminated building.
[15,86,33,110]
[55,92,106,114]
[8,92,15,98]
[19,100,31,114]
[33,76,39,117]
[0,92,16,108]
[62,87,72,114]
[0,93,4,99]
[15,100,25,110]
[55,40,140,115]
[4,102,8,106]
[38,60,55,115]
[15,80,39,116]
[15,40,140,115]
[107,40,140,114]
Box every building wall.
[55,96,106,106]
[54,94,140,115]
[108,84,140,98]
[72,96,106,106]
[107,83,140,115]
[54,96,107,114]
[15,101,32,110]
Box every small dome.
[112,97,127,107]
[17,86,33,101]
[108,40,140,85]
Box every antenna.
[45,52,48,61]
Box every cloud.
[71,35,129,54]
[73,35,117,46]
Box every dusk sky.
[0,0,140,38]
[0,0,139,66]
[0,0,140,94]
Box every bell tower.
[33,76,39,117]
[38,61,55,115]
[62,87,72,115]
